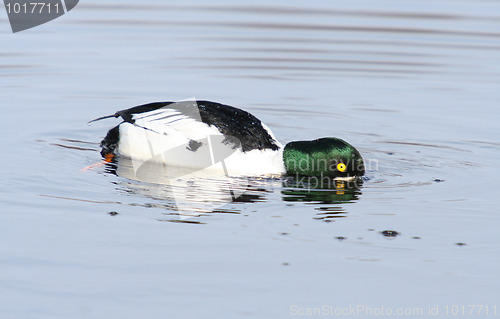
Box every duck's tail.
[88,113,118,125]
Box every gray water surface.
[1,1,499,318]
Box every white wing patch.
[131,107,222,141]
[117,107,224,165]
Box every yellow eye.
[337,163,347,172]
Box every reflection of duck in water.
[282,178,362,204]
[91,100,365,179]
[104,156,261,217]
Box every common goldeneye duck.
[91,100,365,178]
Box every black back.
[100,100,280,155]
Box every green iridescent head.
[283,138,365,178]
